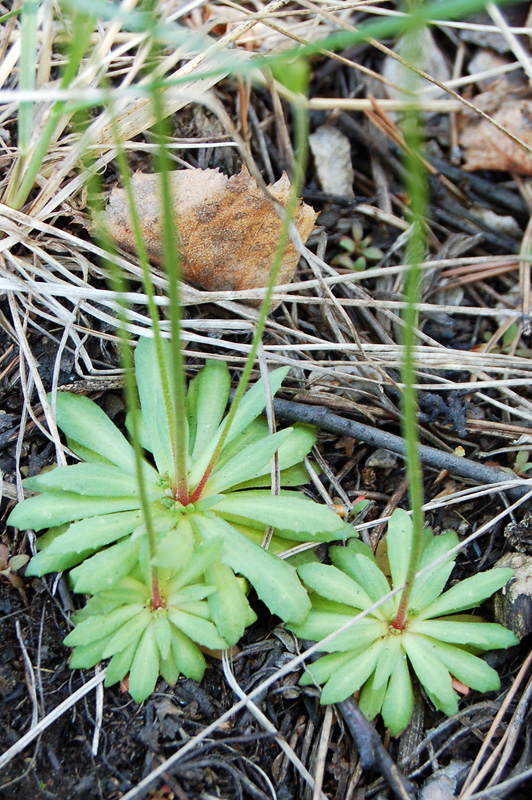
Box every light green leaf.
[330,552,395,620]
[192,513,311,624]
[204,428,293,495]
[233,462,310,490]
[227,424,316,488]
[152,516,194,570]
[372,635,402,691]
[358,670,387,722]
[299,651,355,686]
[167,608,229,650]
[417,636,501,693]
[386,509,413,591]
[159,649,180,686]
[64,603,145,646]
[70,536,142,594]
[225,367,290,445]
[418,569,515,620]
[320,640,384,704]
[105,639,139,687]
[23,463,158,497]
[153,612,172,660]
[190,360,230,462]
[7,492,141,532]
[102,609,152,658]
[206,560,254,646]
[128,624,160,703]
[402,632,458,716]
[409,619,518,650]
[381,648,414,736]
[45,510,143,556]
[26,547,95,577]
[297,563,375,610]
[170,626,206,680]
[53,391,138,473]
[134,336,175,476]
[408,531,458,613]
[215,491,345,535]
[69,639,109,670]
[170,532,224,591]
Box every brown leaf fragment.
[103,166,316,294]
[458,87,532,175]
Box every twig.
[338,699,415,800]
[272,398,532,502]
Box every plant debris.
[103,167,317,294]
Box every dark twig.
[272,398,531,502]
[338,699,416,800]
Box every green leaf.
[225,367,290,445]
[159,647,180,687]
[190,360,230,462]
[69,639,109,670]
[128,623,160,703]
[192,513,311,624]
[105,639,139,687]
[228,425,316,489]
[153,612,172,660]
[233,462,310,490]
[170,626,206,680]
[409,619,518,650]
[215,491,345,536]
[381,646,414,736]
[167,608,229,650]
[359,670,387,722]
[53,392,138,474]
[401,633,458,716]
[204,428,293,494]
[7,492,141,532]
[331,551,395,620]
[297,563,375,611]
[417,636,501,693]
[372,635,402,691]
[386,509,413,591]
[26,547,95,577]
[169,532,224,592]
[206,560,254,646]
[418,569,515,619]
[45,510,143,556]
[64,603,145,646]
[320,640,384,704]
[408,531,458,613]
[152,516,194,571]
[70,536,142,594]
[23,463,158,497]
[299,651,355,686]
[102,609,152,658]
[291,614,385,654]
[134,336,175,475]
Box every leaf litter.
[1,2,532,800]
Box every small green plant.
[7,337,353,701]
[332,221,384,271]
[289,509,518,736]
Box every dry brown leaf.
[103,166,316,294]
[458,86,532,174]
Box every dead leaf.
[458,87,532,175]
[103,167,316,295]
[309,125,354,199]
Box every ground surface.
[2,2,532,799]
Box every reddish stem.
[188,460,215,505]
[151,575,165,609]
[391,603,407,631]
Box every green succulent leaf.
[320,640,384,705]
[381,648,414,737]
[205,559,255,646]
[70,535,142,595]
[417,636,501,693]
[104,639,139,687]
[128,623,160,703]
[215,491,346,536]
[409,619,519,650]
[190,359,231,462]
[134,336,176,475]
[169,626,206,681]
[23,463,157,497]
[7,492,141,532]
[167,608,229,650]
[53,392,138,474]
[44,510,143,556]
[64,602,145,646]
[192,512,311,624]
[204,428,293,495]
[296,562,375,611]
[418,569,515,620]
[401,632,459,716]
